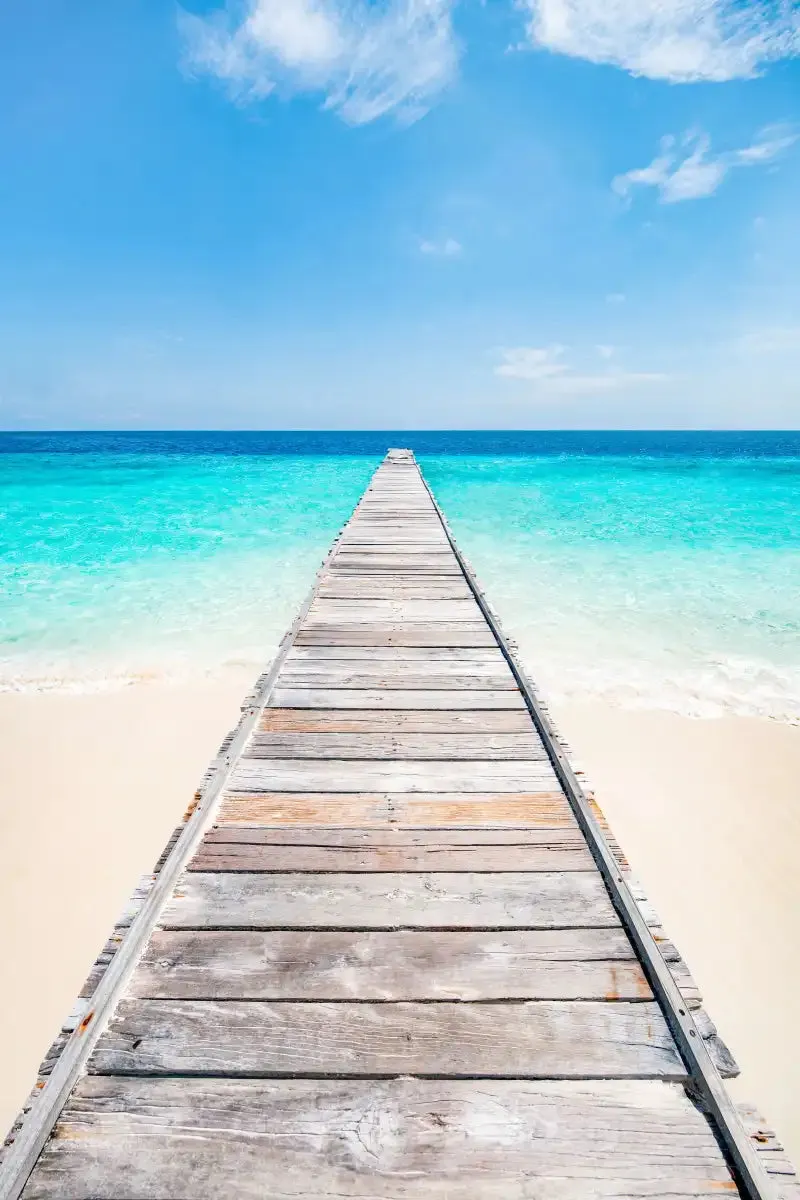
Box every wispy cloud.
[495,344,667,395]
[519,0,800,83]
[419,236,462,256]
[179,0,458,125]
[605,292,626,305]
[613,127,797,205]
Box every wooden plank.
[188,840,594,872]
[22,1077,738,1200]
[230,759,558,793]
[203,827,584,846]
[217,792,576,827]
[259,709,533,732]
[307,602,482,622]
[89,999,683,1079]
[274,672,516,690]
[284,647,506,661]
[269,688,524,708]
[294,630,498,646]
[245,733,545,759]
[132,929,648,1000]
[161,870,619,929]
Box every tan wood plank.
[218,791,576,827]
[161,870,618,929]
[132,929,648,1000]
[259,709,533,732]
[245,733,545,759]
[22,1077,737,1200]
[88,999,684,1079]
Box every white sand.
[0,679,798,1166]
[0,669,252,1139]
[557,703,800,1164]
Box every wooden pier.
[2,450,796,1198]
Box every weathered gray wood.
[269,688,525,708]
[218,791,575,827]
[89,999,683,1078]
[21,1077,738,1200]
[188,839,594,872]
[259,709,533,732]
[307,600,483,622]
[284,647,504,661]
[246,733,545,759]
[295,629,498,646]
[275,671,516,689]
[203,826,584,847]
[162,870,619,929]
[132,929,647,1000]
[229,759,559,793]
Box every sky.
[1,0,799,430]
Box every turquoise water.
[1,433,799,719]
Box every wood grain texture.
[285,646,505,661]
[229,759,559,794]
[89,999,683,1079]
[217,791,577,827]
[162,870,619,929]
[22,1077,738,1200]
[132,929,649,1000]
[259,709,533,732]
[269,688,525,709]
[187,840,594,872]
[274,672,516,690]
[294,629,499,646]
[246,732,545,759]
[203,826,584,846]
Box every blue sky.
[1,0,799,429]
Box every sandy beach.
[1,675,798,1165]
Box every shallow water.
[2,431,798,719]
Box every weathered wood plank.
[284,647,504,661]
[259,709,533,732]
[204,826,584,846]
[217,791,576,827]
[275,671,516,689]
[89,999,683,1079]
[246,733,545,759]
[307,601,483,622]
[269,688,524,708]
[21,1077,737,1200]
[188,839,594,872]
[294,628,499,646]
[229,759,558,793]
[162,870,619,929]
[132,930,648,1000]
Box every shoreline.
[0,673,798,1165]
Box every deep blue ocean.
[2,431,798,719]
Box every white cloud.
[596,343,615,358]
[495,345,667,394]
[519,0,800,83]
[613,127,797,205]
[179,0,458,125]
[419,236,463,256]
[495,345,569,380]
